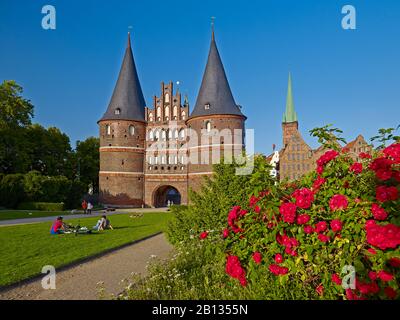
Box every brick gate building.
[98,30,246,207]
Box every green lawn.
[0,212,172,287]
[0,210,73,221]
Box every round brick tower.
[98,33,146,207]
[187,29,246,194]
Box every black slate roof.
[99,33,146,122]
[190,33,245,119]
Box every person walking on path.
[87,202,93,214]
[82,200,88,214]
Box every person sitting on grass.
[50,216,65,235]
[93,215,113,231]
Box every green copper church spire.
[283,72,298,123]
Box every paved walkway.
[0,233,173,300]
[0,208,169,226]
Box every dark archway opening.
[153,186,181,208]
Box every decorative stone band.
[188,143,244,149]
[188,172,214,175]
[99,171,144,176]
[100,146,145,152]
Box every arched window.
[157,107,161,118]
[155,130,160,141]
[180,155,185,164]
[165,106,170,119]
[149,113,153,122]
[129,125,135,136]
[174,156,178,164]
[181,111,186,120]
[161,156,166,164]
[205,121,211,133]
[115,108,121,115]
[149,157,153,164]
[174,129,179,139]
[167,129,172,140]
[165,93,170,103]
[161,129,166,141]
[155,156,158,164]
[173,105,178,118]
[179,128,185,139]
[106,125,111,135]
[149,130,154,141]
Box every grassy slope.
[0,210,73,221]
[0,212,172,287]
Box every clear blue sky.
[0,0,399,153]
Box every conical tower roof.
[99,33,146,122]
[282,72,298,123]
[190,30,244,119]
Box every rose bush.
[219,142,400,300]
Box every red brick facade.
[99,82,245,207]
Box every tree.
[0,81,34,174]
[74,137,99,193]
[25,124,73,177]
[0,80,34,129]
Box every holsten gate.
[98,30,247,207]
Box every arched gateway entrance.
[153,186,181,208]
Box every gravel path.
[0,233,173,300]
[0,208,169,226]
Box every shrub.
[218,142,399,300]
[166,155,274,245]
[0,174,25,208]
[17,202,64,211]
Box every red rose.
[254,205,261,213]
[366,221,400,250]
[384,287,397,299]
[304,225,314,234]
[226,255,247,286]
[292,188,314,209]
[222,228,229,239]
[249,195,259,207]
[315,221,328,233]
[199,231,208,239]
[274,253,284,264]
[317,165,324,175]
[349,162,363,174]
[378,270,394,282]
[383,143,400,163]
[367,248,377,255]
[371,203,388,221]
[312,177,326,191]
[368,271,377,281]
[376,186,399,203]
[318,234,330,243]
[359,152,372,159]
[317,150,339,167]
[279,202,297,224]
[329,194,348,211]
[316,284,324,296]
[330,219,343,232]
[252,252,262,264]
[389,257,400,268]
[370,157,394,181]
[332,273,342,286]
[296,214,310,225]
[269,264,288,276]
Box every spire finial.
[211,16,216,40]
[127,26,133,48]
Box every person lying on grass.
[93,215,114,231]
[50,216,65,235]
